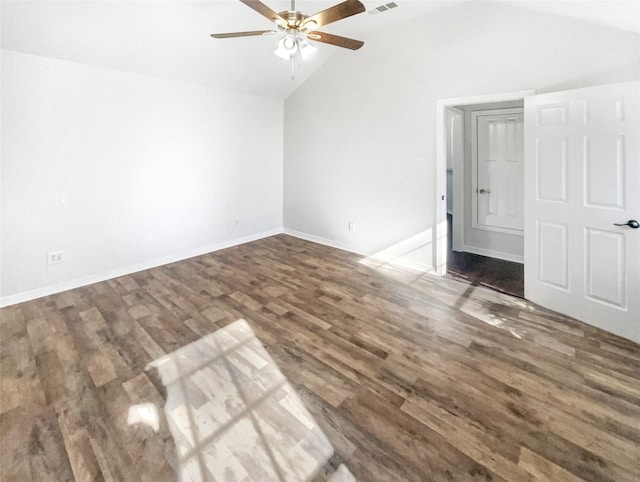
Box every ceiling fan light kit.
[211,0,366,79]
[274,31,316,60]
[273,30,317,78]
[274,36,298,60]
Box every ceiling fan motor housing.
[276,10,321,32]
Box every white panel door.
[524,82,640,343]
[474,109,524,233]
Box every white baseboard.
[365,256,435,273]
[0,228,283,308]
[283,228,434,273]
[462,245,524,264]
[283,229,364,255]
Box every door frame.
[446,107,465,253]
[434,90,535,276]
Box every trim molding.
[284,229,435,273]
[366,257,435,273]
[462,245,524,264]
[0,228,283,308]
[283,229,362,255]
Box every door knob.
[478,189,491,194]
[613,219,640,229]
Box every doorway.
[435,91,534,298]
[435,83,640,343]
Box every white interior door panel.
[524,82,640,343]
[474,109,524,233]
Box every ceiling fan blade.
[301,0,365,29]
[307,31,364,50]
[239,0,287,27]
[210,30,277,39]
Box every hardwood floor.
[447,251,524,299]
[446,214,524,298]
[1,234,639,481]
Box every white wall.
[1,50,283,303]
[283,2,640,268]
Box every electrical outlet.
[47,251,65,265]
[348,222,356,232]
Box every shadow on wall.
[129,319,354,481]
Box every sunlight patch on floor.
[145,319,355,481]
[459,286,535,339]
[127,403,160,432]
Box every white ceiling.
[2,1,639,99]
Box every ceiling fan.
[211,0,366,77]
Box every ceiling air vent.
[368,2,398,15]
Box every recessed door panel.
[584,98,623,124]
[538,221,568,290]
[584,135,624,209]
[585,228,625,308]
[536,137,568,203]
[537,105,567,126]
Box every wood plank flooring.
[447,214,524,298]
[1,234,639,481]
[447,250,524,299]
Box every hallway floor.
[448,250,524,298]
[447,214,524,298]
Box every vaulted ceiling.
[2,1,639,99]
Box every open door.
[524,82,640,343]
